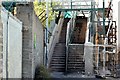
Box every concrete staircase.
[50,17,85,74]
[0,12,3,79]
[50,43,66,72]
[50,18,69,72]
[66,16,86,73]
[67,45,85,73]
[71,16,87,44]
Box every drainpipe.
[45,0,48,68]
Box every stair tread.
[52,55,65,57]
[50,66,65,68]
[67,66,84,68]
[51,59,65,61]
[50,62,65,64]
[52,57,65,59]
[68,62,84,64]
[50,64,65,66]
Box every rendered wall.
[16,3,33,78]
[16,3,44,78]
[32,11,44,70]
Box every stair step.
[69,53,84,54]
[52,55,65,57]
[50,61,65,64]
[68,57,83,59]
[67,69,84,72]
[50,69,65,72]
[68,66,84,69]
[53,52,65,54]
[51,70,65,72]
[54,47,65,49]
[69,53,84,55]
[54,46,65,48]
[52,54,65,56]
[67,63,84,66]
[68,61,84,64]
[68,67,84,70]
[50,64,65,66]
[53,49,65,51]
[52,57,65,59]
[67,65,85,68]
[68,56,83,58]
[69,55,84,57]
[51,59,65,61]
[68,58,83,60]
[54,49,65,51]
[53,51,65,55]
[53,53,65,55]
[50,66,65,68]
[56,43,65,45]
[55,45,65,47]
[67,66,85,68]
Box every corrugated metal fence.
[1,7,22,78]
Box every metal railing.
[53,1,92,10]
[65,13,76,71]
[90,44,117,76]
[65,19,72,72]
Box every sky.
[97,0,120,25]
[0,0,119,24]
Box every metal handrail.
[65,14,76,71]
[65,20,71,72]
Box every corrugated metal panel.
[0,6,3,79]
[1,7,22,78]
[8,13,22,78]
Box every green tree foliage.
[33,0,59,27]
